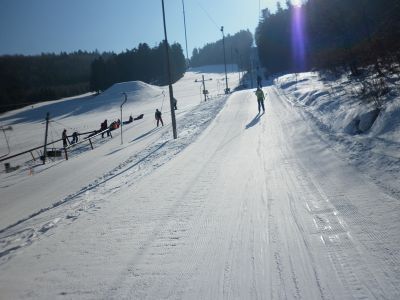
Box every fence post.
[43,112,50,164]
[64,148,68,160]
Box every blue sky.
[0,0,278,57]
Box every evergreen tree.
[190,30,253,70]
[256,0,400,75]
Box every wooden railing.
[0,128,112,163]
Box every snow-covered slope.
[0,65,240,229]
[1,68,399,299]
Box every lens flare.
[291,5,306,71]
[292,0,302,7]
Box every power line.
[182,0,190,62]
[196,2,219,30]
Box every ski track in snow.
[87,89,400,298]
[270,86,400,299]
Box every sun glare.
[291,4,306,71]
[292,0,302,7]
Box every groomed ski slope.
[1,75,400,298]
[0,65,239,230]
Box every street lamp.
[220,26,229,94]
[161,0,178,139]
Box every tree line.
[256,0,400,76]
[0,42,186,113]
[90,42,186,93]
[190,30,254,71]
[0,28,250,114]
[0,51,98,113]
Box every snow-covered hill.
[0,68,399,299]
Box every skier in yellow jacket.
[255,87,265,113]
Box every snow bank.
[276,72,400,136]
[275,72,400,195]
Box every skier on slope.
[155,109,164,127]
[255,87,265,113]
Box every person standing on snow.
[155,109,164,127]
[101,119,108,138]
[173,97,178,110]
[255,87,265,113]
[62,129,69,148]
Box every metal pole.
[162,0,177,139]
[250,59,254,88]
[195,75,212,101]
[43,112,49,164]
[221,26,229,94]
[120,93,127,145]
[0,126,12,157]
[182,0,189,64]
[202,75,207,102]
[235,49,241,84]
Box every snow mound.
[96,81,163,102]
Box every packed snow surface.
[0,67,399,299]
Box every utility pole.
[182,0,189,64]
[195,75,212,102]
[220,26,229,94]
[250,59,254,88]
[235,48,241,84]
[120,93,127,145]
[43,112,50,164]
[0,125,13,157]
[161,0,177,139]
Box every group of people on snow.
[62,129,79,148]
[61,104,167,149]
[61,85,267,150]
[60,82,268,152]
[99,118,123,138]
